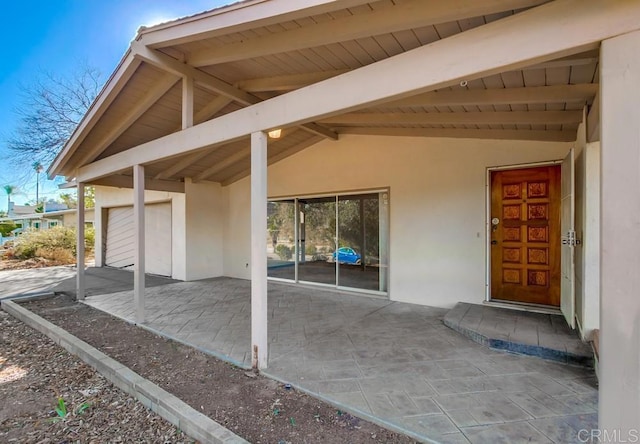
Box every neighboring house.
[1,206,95,234]
[47,0,640,431]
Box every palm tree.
[33,161,44,205]
[3,185,17,214]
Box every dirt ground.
[20,294,416,444]
[0,252,95,271]
[0,310,193,443]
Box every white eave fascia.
[137,0,372,48]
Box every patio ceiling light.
[268,129,282,139]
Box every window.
[267,190,389,295]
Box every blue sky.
[0,0,229,211]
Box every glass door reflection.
[297,197,336,286]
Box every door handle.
[491,240,498,245]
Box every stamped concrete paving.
[84,277,598,444]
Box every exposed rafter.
[299,122,339,140]
[77,0,640,184]
[194,147,251,182]
[520,50,599,70]
[131,41,259,104]
[70,73,179,170]
[386,84,597,108]
[235,70,350,92]
[337,127,576,142]
[320,111,583,126]
[154,150,213,180]
[220,136,325,186]
[153,97,237,180]
[131,41,338,141]
[187,0,548,67]
[194,96,234,124]
[90,174,185,193]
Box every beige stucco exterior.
[94,135,597,310]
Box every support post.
[251,131,268,369]
[600,29,640,435]
[76,182,86,300]
[133,165,146,323]
[182,76,194,129]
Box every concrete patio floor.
[84,276,598,444]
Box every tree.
[33,161,44,204]
[0,221,17,237]
[58,187,95,210]
[3,185,17,213]
[59,193,77,209]
[6,64,102,168]
[84,186,95,209]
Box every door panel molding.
[486,160,563,306]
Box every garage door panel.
[105,203,172,277]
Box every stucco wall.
[223,135,572,308]
[574,140,601,340]
[184,179,226,280]
[61,209,94,227]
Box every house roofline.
[48,0,373,179]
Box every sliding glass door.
[267,190,388,295]
[267,200,296,280]
[337,193,386,292]
[298,197,336,285]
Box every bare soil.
[0,310,193,443]
[20,294,416,444]
[0,252,95,271]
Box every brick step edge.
[1,299,248,444]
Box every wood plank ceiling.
[69,0,598,187]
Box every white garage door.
[105,202,172,277]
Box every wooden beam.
[131,41,259,105]
[194,96,234,124]
[153,96,234,180]
[49,54,142,177]
[139,0,375,48]
[320,110,583,126]
[250,131,268,369]
[299,122,338,140]
[521,50,599,70]
[133,41,337,140]
[77,0,640,183]
[235,70,350,92]
[76,182,86,301]
[221,136,324,186]
[387,84,598,108]
[70,73,179,169]
[337,127,576,142]
[133,164,145,323]
[193,147,251,182]
[188,0,548,66]
[90,174,185,193]
[182,76,194,129]
[153,150,212,180]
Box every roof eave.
[48,48,136,179]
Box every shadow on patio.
[83,275,597,443]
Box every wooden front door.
[490,166,561,306]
